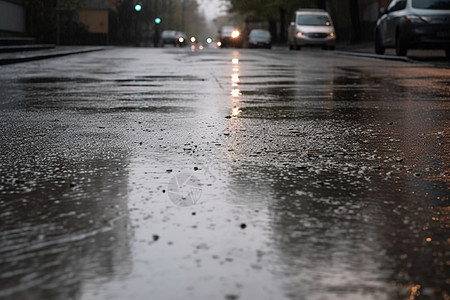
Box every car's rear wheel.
[295,45,301,50]
[375,31,385,55]
[395,31,408,56]
[445,48,450,59]
[289,43,294,51]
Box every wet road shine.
[0,47,448,300]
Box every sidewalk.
[336,41,448,62]
[0,46,105,66]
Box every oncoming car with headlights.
[374,0,450,57]
[219,26,242,48]
[288,9,336,50]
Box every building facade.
[0,0,26,35]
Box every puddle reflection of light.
[231,107,242,118]
[191,45,196,51]
[232,74,240,84]
[232,58,239,64]
[231,89,241,97]
[199,45,204,50]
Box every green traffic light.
[155,18,161,24]
[134,4,142,12]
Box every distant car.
[160,30,187,47]
[248,29,272,49]
[288,9,336,50]
[374,0,450,57]
[219,26,242,48]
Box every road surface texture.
[0,47,448,300]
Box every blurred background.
[0,0,391,47]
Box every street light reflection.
[232,74,240,85]
[231,89,241,97]
[231,107,242,118]
[232,58,239,64]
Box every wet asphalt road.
[0,47,449,300]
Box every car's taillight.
[404,15,428,23]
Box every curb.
[0,47,105,66]
[0,44,56,53]
[334,50,411,62]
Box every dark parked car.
[160,30,187,47]
[374,0,450,57]
[248,29,272,49]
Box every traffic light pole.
[134,2,142,46]
[153,0,159,47]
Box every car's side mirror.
[379,8,387,15]
[290,22,295,27]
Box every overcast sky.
[198,0,228,20]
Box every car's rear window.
[412,0,450,9]
[221,27,234,35]
[162,31,176,38]
[297,15,331,26]
[250,30,271,38]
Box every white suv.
[288,9,336,50]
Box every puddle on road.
[0,158,133,299]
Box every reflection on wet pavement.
[0,47,448,299]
